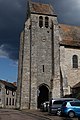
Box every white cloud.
[73,0,80,8]
[0,44,9,58]
[10,61,18,67]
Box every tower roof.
[30,2,56,16]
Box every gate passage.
[37,85,49,108]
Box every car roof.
[67,100,80,103]
[50,98,78,101]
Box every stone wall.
[0,82,16,108]
[20,18,31,109]
[17,12,61,109]
[16,31,24,109]
[60,46,80,95]
[0,83,5,108]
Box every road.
[0,109,78,120]
[0,109,41,120]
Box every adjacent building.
[0,80,17,108]
[16,1,80,110]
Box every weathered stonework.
[60,46,80,96]
[16,1,80,110]
[16,1,61,109]
[0,80,17,108]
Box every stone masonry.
[16,1,80,110]
[16,1,61,109]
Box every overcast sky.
[0,0,80,82]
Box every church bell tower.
[16,0,61,109]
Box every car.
[40,101,49,112]
[48,98,78,115]
[60,101,80,118]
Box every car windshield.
[53,100,64,105]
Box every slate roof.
[30,2,56,15]
[0,80,17,90]
[59,24,80,47]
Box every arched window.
[45,17,49,28]
[39,16,43,28]
[72,55,78,68]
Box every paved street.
[23,109,78,120]
[0,109,42,120]
[0,109,78,120]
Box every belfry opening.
[37,84,49,108]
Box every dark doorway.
[37,85,49,108]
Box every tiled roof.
[0,80,17,90]
[72,82,80,89]
[59,24,80,47]
[30,2,56,15]
[60,40,80,47]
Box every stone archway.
[37,84,49,108]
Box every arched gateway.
[37,84,49,108]
[16,1,61,110]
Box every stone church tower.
[16,1,61,109]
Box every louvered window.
[39,16,43,28]
[45,17,49,28]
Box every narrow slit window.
[45,17,49,28]
[43,65,44,72]
[39,16,43,28]
[6,98,8,105]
